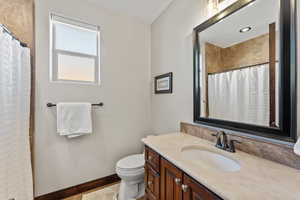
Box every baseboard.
[35,174,120,200]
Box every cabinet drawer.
[145,164,160,200]
[145,146,160,171]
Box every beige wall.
[35,0,151,196]
[151,0,213,134]
[0,0,34,49]
[151,0,300,139]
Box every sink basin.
[181,145,241,172]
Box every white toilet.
[116,154,145,200]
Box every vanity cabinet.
[145,146,222,200]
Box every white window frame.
[50,13,101,85]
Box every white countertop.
[142,133,300,200]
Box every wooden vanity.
[144,146,222,200]
[142,133,300,200]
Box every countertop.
[142,133,300,200]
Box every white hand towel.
[294,138,300,156]
[57,103,92,138]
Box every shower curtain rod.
[0,24,28,47]
[208,61,279,75]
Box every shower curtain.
[0,27,33,200]
[208,64,270,126]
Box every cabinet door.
[161,158,183,200]
[182,174,221,200]
[145,164,160,200]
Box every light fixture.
[239,26,252,33]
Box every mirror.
[200,0,279,127]
[193,0,297,141]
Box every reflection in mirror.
[198,0,280,128]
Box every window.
[50,14,100,84]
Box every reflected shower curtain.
[0,27,33,199]
[208,64,269,126]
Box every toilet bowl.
[116,154,145,200]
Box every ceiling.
[86,0,174,23]
[199,0,279,48]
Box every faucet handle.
[228,140,241,153]
[211,132,222,148]
[211,132,220,137]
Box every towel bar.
[47,102,104,107]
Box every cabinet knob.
[182,184,189,192]
[175,178,181,185]
[148,181,153,186]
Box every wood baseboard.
[35,174,120,200]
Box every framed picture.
[155,72,173,94]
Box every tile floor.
[64,183,144,200]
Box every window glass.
[54,23,98,56]
[57,54,95,82]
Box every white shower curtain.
[0,27,33,200]
[208,64,270,126]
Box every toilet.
[116,154,145,200]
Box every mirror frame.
[193,0,297,142]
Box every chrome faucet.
[212,131,241,153]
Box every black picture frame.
[155,72,173,94]
[193,0,297,142]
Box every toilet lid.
[117,154,145,170]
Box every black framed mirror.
[193,0,297,142]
